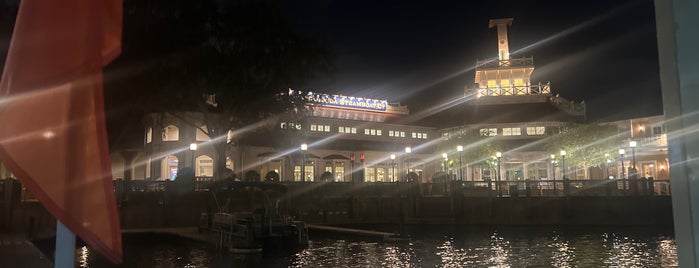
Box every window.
[527,162,548,180]
[526,127,545,136]
[311,124,330,132]
[502,127,521,136]
[653,126,662,135]
[162,125,179,141]
[500,79,510,87]
[390,130,405,138]
[161,155,178,180]
[145,127,152,144]
[281,122,301,130]
[364,129,382,136]
[195,155,214,177]
[487,80,497,88]
[412,132,417,138]
[480,128,497,136]
[339,126,357,134]
[482,169,492,181]
[196,125,211,141]
[365,167,376,182]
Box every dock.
[305,224,408,242]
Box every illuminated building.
[1,18,668,189]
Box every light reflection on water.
[85,227,678,267]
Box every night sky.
[278,0,662,122]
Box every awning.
[322,154,350,160]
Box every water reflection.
[84,227,678,267]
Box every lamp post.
[442,153,449,179]
[442,153,449,194]
[560,149,566,179]
[605,153,611,179]
[405,147,412,176]
[619,148,626,190]
[496,151,502,197]
[560,150,566,195]
[390,154,396,182]
[457,145,464,181]
[301,143,308,182]
[550,154,556,190]
[630,140,637,175]
[189,142,198,174]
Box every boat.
[198,181,308,252]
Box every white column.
[655,0,699,266]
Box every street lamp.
[405,147,412,175]
[390,154,396,182]
[495,151,502,197]
[619,148,626,189]
[457,145,464,181]
[629,140,637,175]
[301,143,308,182]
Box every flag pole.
[55,220,75,268]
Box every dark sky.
[278,0,662,122]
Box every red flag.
[0,0,123,264]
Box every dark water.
[84,226,678,267]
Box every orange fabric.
[0,0,122,264]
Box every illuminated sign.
[304,92,388,112]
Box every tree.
[545,123,622,177]
[439,128,505,180]
[104,1,335,179]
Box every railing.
[476,57,534,69]
[110,178,670,198]
[450,178,669,197]
[473,82,551,97]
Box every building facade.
[1,18,669,194]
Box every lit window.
[324,125,330,132]
[196,125,211,141]
[422,133,428,139]
[502,127,521,136]
[526,127,545,136]
[145,127,152,144]
[311,125,317,131]
[487,80,497,88]
[377,130,382,136]
[501,79,510,87]
[480,128,497,136]
[412,132,417,138]
[351,128,357,134]
[400,131,405,137]
[389,131,394,137]
[339,126,345,133]
[365,129,370,135]
[370,129,376,135]
[162,125,179,141]
[280,122,287,129]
